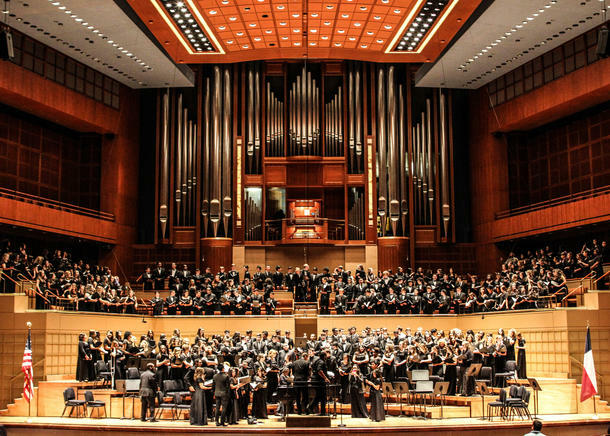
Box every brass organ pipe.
[301,65,307,150]
[307,70,312,147]
[355,64,362,171]
[181,107,188,224]
[426,98,434,225]
[222,67,232,237]
[201,78,210,237]
[420,113,427,224]
[398,85,408,236]
[247,68,254,173]
[266,83,271,155]
[348,66,355,167]
[175,93,182,226]
[254,65,261,173]
[377,67,387,236]
[335,86,343,156]
[440,91,450,237]
[192,123,197,223]
[210,67,222,237]
[387,65,399,237]
[186,119,192,225]
[159,90,169,239]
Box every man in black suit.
[213,364,231,426]
[308,350,331,416]
[290,352,310,415]
[153,262,166,290]
[139,363,158,422]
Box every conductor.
[140,363,158,422]
[213,364,231,426]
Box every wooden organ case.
[150,61,457,272]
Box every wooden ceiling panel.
[126,0,483,63]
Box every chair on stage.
[61,387,87,418]
[162,379,190,397]
[411,381,434,419]
[382,382,395,416]
[84,390,107,418]
[475,366,493,387]
[494,360,517,388]
[155,391,176,420]
[173,392,191,420]
[487,388,507,421]
[94,360,112,388]
[433,381,450,419]
[506,386,531,420]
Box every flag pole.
[26,321,32,420]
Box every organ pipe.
[159,90,169,239]
[175,94,182,226]
[289,65,321,155]
[254,65,261,172]
[387,66,400,237]
[440,91,451,237]
[426,98,434,224]
[247,68,254,173]
[398,85,408,236]
[376,67,387,236]
[201,78,210,237]
[222,67,232,237]
[354,64,362,172]
[181,107,188,224]
[210,66,222,237]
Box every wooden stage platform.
[0,414,609,436]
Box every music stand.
[475,380,491,421]
[327,384,340,419]
[393,382,409,418]
[382,382,395,416]
[527,378,542,419]
[116,380,127,420]
[125,378,140,420]
[434,381,450,419]
[466,363,482,397]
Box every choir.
[76,325,527,425]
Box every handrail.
[0,269,20,285]
[568,356,604,391]
[496,185,610,219]
[562,285,583,303]
[593,269,610,287]
[0,187,114,221]
[8,358,45,404]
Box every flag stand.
[592,395,598,419]
[26,322,32,423]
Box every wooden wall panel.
[264,165,286,186]
[201,238,233,272]
[468,58,610,274]
[322,164,344,186]
[0,196,116,244]
[377,237,409,272]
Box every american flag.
[21,328,34,403]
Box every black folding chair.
[173,392,190,420]
[61,387,87,418]
[126,367,140,380]
[94,360,112,388]
[494,360,517,387]
[155,391,176,420]
[84,390,107,418]
[487,388,507,421]
[507,388,531,420]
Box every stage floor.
[1,413,609,435]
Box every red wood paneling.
[468,58,610,274]
[201,238,233,272]
[377,237,409,272]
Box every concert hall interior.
[1,0,610,434]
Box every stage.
[0,414,609,435]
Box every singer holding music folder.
[139,363,158,422]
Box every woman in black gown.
[189,367,209,426]
[229,368,241,424]
[506,329,517,362]
[516,332,527,378]
[366,368,385,422]
[252,368,268,419]
[76,333,92,381]
[348,365,368,418]
[155,345,170,386]
[338,354,351,404]
[394,342,408,381]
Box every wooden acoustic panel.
[265,165,287,186]
[322,164,344,186]
[415,226,436,245]
[201,238,233,272]
[173,227,196,248]
[377,237,410,272]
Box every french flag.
[580,326,598,402]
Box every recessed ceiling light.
[249,23,256,27]
[354,22,361,27]
[321,35,328,40]
[338,29,345,33]
[310,29,317,33]
[254,37,261,41]
[293,28,300,33]
[311,13,318,17]
[236,31,244,36]
[360,6,367,10]
[243,44,249,48]
[326,5,333,9]
[219,25,226,30]
[294,42,301,46]
[324,21,331,25]
[292,13,300,18]
[227,40,234,44]
[265,29,272,34]
[374,16,381,20]
[361,44,368,48]
[334,42,341,46]
[394,9,401,13]
[229,16,237,21]
[280,21,287,25]
[366,31,373,35]
[384,25,392,30]
[376,39,383,43]
[209,10,217,15]
[348,37,356,41]
[310,42,316,45]
[277,5,285,9]
[282,36,288,40]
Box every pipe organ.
[153,61,456,270]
